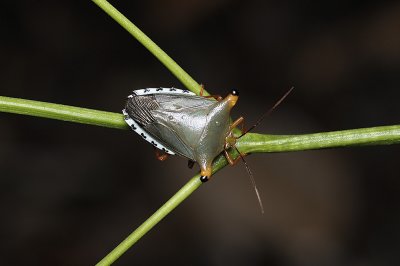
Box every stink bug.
[122,87,242,182]
[123,86,293,212]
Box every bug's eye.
[231,89,239,96]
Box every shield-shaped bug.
[122,87,241,182]
[123,86,293,212]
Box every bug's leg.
[239,118,246,133]
[224,150,234,165]
[226,117,246,150]
[204,94,223,101]
[199,84,205,96]
[224,150,242,166]
[154,147,169,161]
[210,95,223,101]
[199,84,223,101]
[229,116,245,131]
[187,160,195,169]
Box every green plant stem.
[2,96,399,149]
[96,153,228,266]
[96,175,203,266]
[91,0,207,96]
[0,96,127,130]
[238,125,400,153]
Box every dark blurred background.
[1,1,400,265]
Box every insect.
[123,86,293,212]
[122,87,242,182]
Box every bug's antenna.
[238,86,294,138]
[235,147,264,214]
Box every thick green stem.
[91,0,207,96]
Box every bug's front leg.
[199,84,223,101]
[225,116,245,150]
[224,116,247,165]
[229,116,245,132]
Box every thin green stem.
[91,0,208,96]
[97,176,203,266]
[3,96,399,150]
[96,153,228,266]
[0,96,127,130]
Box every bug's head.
[226,89,239,108]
